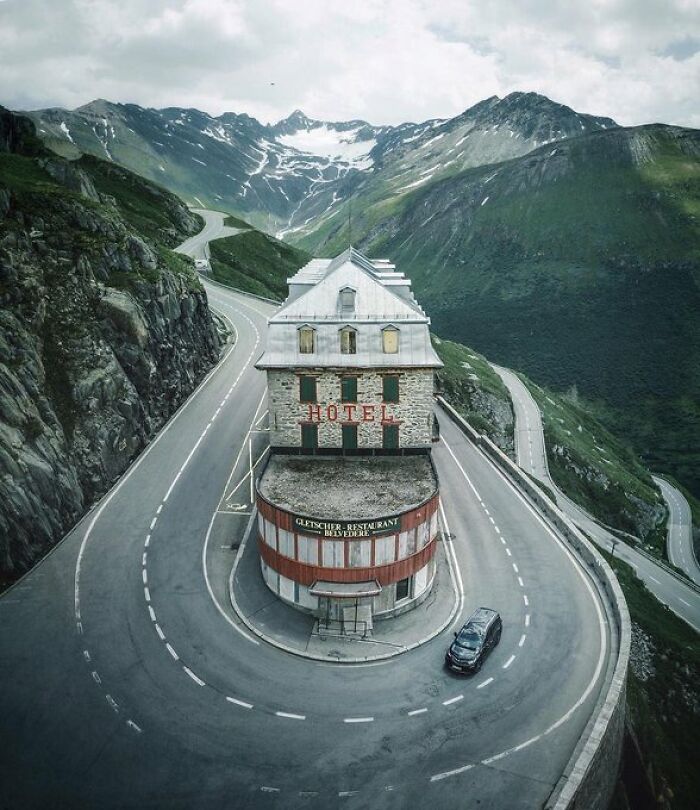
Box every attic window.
[298,325,316,354]
[339,287,356,314]
[340,326,357,355]
[382,326,399,354]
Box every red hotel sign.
[305,403,397,423]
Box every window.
[348,540,371,568]
[382,326,399,354]
[341,376,358,403]
[298,326,315,354]
[374,535,395,565]
[396,576,411,602]
[339,287,356,314]
[278,528,294,558]
[342,424,358,450]
[382,375,399,403]
[383,424,399,449]
[301,423,318,449]
[297,535,318,565]
[299,375,317,403]
[322,540,345,568]
[340,326,357,354]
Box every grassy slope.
[432,335,514,451]
[299,125,700,499]
[0,149,202,295]
[522,377,667,554]
[606,552,699,810]
[209,230,310,300]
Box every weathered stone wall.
[267,368,435,448]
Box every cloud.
[0,0,698,127]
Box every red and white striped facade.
[256,489,440,616]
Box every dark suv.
[445,607,502,674]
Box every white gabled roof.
[256,247,443,369]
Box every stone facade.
[267,367,435,449]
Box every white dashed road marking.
[183,666,205,686]
[227,696,253,709]
[442,695,463,706]
[276,711,306,720]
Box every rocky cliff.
[0,108,221,586]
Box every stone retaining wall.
[437,396,630,810]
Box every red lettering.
[381,404,396,423]
[362,404,375,422]
[307,404,322,422]
[327,404,338,421]
[343,403,357,422]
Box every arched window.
[339,326,357,354]
[339,287,356,314]
[382,325,399,354]
[298,325,316,354]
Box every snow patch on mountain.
[59,122,74,143]
[278,125,375,169]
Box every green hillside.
[209,230,310,301]
[300,124,700,497]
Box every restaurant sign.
[293,515,400,538]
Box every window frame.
[396,576,412,602]
[382,325,399,354]
[298,325,316,354]
[339,286,356,314]
[339,325,358,355]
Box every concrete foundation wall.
[438,396,631,810]
[267,368,434,448]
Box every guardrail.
[437,395,631,810]
[200,272,283,306]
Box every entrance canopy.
[309,579,382,598]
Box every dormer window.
[339,287,356,315]
[382,325,399,354]
[298,325,316,354]
[340,326,357,355]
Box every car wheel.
[495,629,501,644]
[474,658,482,672]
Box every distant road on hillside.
[494,365,700,632]
[653,475,699,586]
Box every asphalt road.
[494,365,700,632]
[653,475,699,586]
[0,216,613,809]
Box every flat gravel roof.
[259,454,437,520]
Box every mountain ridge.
[24,91,619,234]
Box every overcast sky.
[0,0,698,127]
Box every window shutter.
[301,424,318,449]
[383,424,399,449]
[382,375,399,403]
[341,376,358,402]
[299,375,317,403]
[342,424,358,450]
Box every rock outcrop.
[0,108,221,585]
